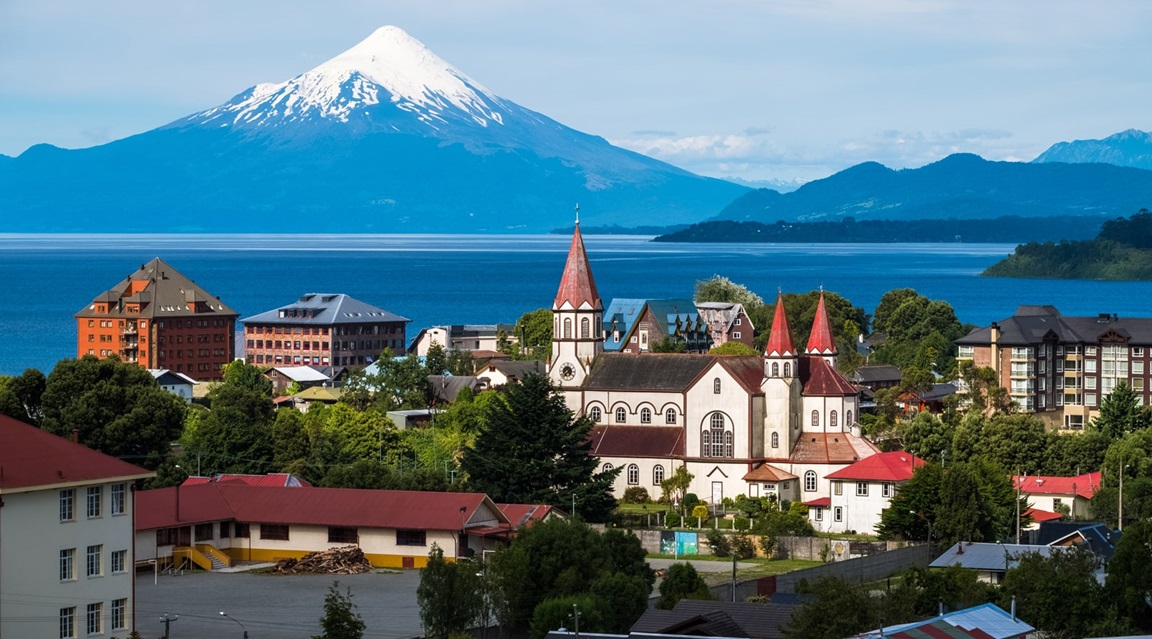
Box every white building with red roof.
[814,451,925,534]
[1012,471,1101,521]
[548,224,876,506]
[0,415,153,639]
[135,483,518,570]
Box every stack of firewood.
[273,546,372,574]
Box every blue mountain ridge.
[1033,129,1152,170]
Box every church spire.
[553,212,601,311]
[806,290,837,355]
[765,292,795,357]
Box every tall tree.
[461,374,619,521]
[656,563,712,610]
[693,275,764,306]
[314,581,366,639]
[511,308,553,360]
[1094,381,1150,440]
[182,371,276,475]
[1000,547,1126,639]
[40,355,185,469]
[417,545,482,639]
[1106,519,1152,630]
[0,368,46,424]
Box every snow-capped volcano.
[187,26,511,135]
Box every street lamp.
[220,611,248,639]
[1119,462,1131,531]
[459,506,468,558]
[910,511,933,562]
[996,541,1011,585]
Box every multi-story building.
[76,258,238,380]
[695,302,756,350]
[241,293,410,368]
[0,415,152,639]
[602,298,712,354]
[407,324,518,356]
[956,305,1152,430]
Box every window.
[110,484,126,516]
[957,345,974,358]
[640,407,652,423]
[882,482,893,498]
[771,362,779,376]
[1134,361,1145,375]
[704,413,729,457]
[811,410,819,428]
[111,550,127,574]
[589,406,602,422]
[830,410,838,430]
[396,529,427,546]
[834,507,843,522]
[60,607,76,639]
[653,465,665,485]
[235,523,251,538]
[615,407,626,423]
[713,378,722,394]
[627,464,640,485]
[783,362,791,377]
[260,524,290,540]
[1064,415,1085,431]
[194,523,213,541]
[60,549,76,581]
[856,481,868,496]
[733,331,742,339]
[329,527,359,544]
[603,463,614,472]
[833,481,843,495]
[814,507,823,521]
[665,408,677,424]
[581,317,590,338]
[563,318,572,339]
[86,602,102,635]
[771,432,779,448]
[846,410,853,426]
[111,599,127,631]
[86,545,102,577]
[804,471,817,492]
[60,489,75,522]
[220,522,232,538]
[155,528,178,547]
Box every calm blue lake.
[0,234,1147,376]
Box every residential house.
[811,451,925,534]
[849,365,902,391]
[408,324,517,356]
[182,473,313,488]
[241,293,409,369]
[0,415,153,639]
[1013,471,1100,520]
[474,359,545,388]
[696,302,756,350]
[631,599,800,639]
[851,603,1034,639]
[549,223,877,505]
[76,258,238,379]
[956,305,1152,429]
[930,542,1060,584]
[149,369,197,402]
[603,298,712,354]
[135,484,511,569]
[265,365,335,394]
[428,375,485,404]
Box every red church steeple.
[806,290,837,355]
[553,216,601,311]
[765,292,795,357]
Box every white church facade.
[547,223,879,507]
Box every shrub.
[683,493,701,512]
[691,505,709,520]
[731,533,755,560]
[733,516,750,531]
[665,512,682,528]
[707,529,731,557]
[758,534,778,559]
[622,487,650,504]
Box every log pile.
[274,546,373,575]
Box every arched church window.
[771,432,779,448]
[847,410,853,426]
[708,413,727,457]
[603,463,613,472]
[581,317,590,338]
[589,406,602,422]
[701,429,711,457]
[653,465,665,485]
[640,408,652,423]
[563,317,572,339]
[830,410,838,429]
[665,408,677,424]
[811,410,819,428]
[627,464,640,485]
[784,362,791,376]
[804,470,817,492]
[771,362,779,376]
[615,407,626,423]
[713,378,722,394]
[724,431,733,457]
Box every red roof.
[826,451,926,482]
[0,415,152,492]
[742,464,797,482]
[497,503,556,528]
[765,293,795,357]
[1012,472,1100,499]
[800,357,858,396]
[553,223,602,310]
[805,291,837,355]
[136,484,508,531]
[182,473,312,488]
[1024,508,1063,523]
[778,432,880,464]
[589,425,685,457]
[803,497,831,507]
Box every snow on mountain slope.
[186,26,511,133]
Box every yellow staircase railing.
[172,546,213,571]
[195,544,232,568]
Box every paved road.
[647,558,757,573]
[135,570,422,639]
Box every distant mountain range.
[715,152,1152,224]
[0,26,746,233]
[1033,129,1152,170]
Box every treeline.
[984,209,1152,279]
[653,215,1103,244]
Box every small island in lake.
[983,209,1152,280]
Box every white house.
[1012,471,1100,521]
[813,451,925,534]
[548,222,877,505]
[0,415,153,639]
[149,369,197,402]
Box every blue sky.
[1,0,1148,182]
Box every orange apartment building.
[75,258,238,380]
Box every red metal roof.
[765,293,796,357]
[1011,472,1100,499]
[803,497,831,507]
[182,473,313,488]
[1024,508,1063,523]
[588,425,685,457]
[0,415,153,492]
[826,451,926,482]
[497,503,555,528]
[780,432,880,465]
[805,292,837,355]
[553,223,602,310]
[136,484,508,531]
[800,357,859,396]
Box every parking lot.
[135,570,423,639]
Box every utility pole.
[572,604,581,638]
[160,613,178,638]
[731,551,738,602]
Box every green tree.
[182,376,276,475]
[877,463,945,542]
[320,459,449,491]
[709,341,759,356]
[509,308,553,360]
[952,413,1049,475]
[40,355,185,469]
[417,545,482,639]
[314,581,366,639]
[1106,519,1152,630]
[1000,547,1121,639]
[218,359,273,396]
[0,368,46,424]
[271,408,311,471]
[693,275,764,306]
[656,563,712,609]
[871,289,967,374]
[425,343,448,376]
[782,576,881,639]
[530,595,603,639]
[955,361,1012,414]
[650,336,687,353]
[461,374,619,521]
[1094,381,1150,440]
[660,465,694,506]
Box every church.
[547,222,879,509]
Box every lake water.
[0,234,1147,376]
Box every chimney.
[72,428,79,444]
[1011,595,1016,621]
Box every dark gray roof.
[930,542,1057,571]
[241,293,409,326]
[486,360,545,378]
[427,375,482,403]
[584,354,716,391]
[850,365,902,384]
[76,257,237,319]
[631,600,799,639]
[957,305,1152,346]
